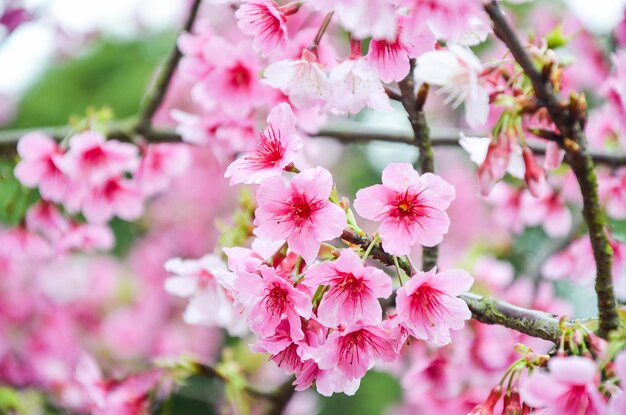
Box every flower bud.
[522,147,546,198]
[502,388,522,415]
[469,385,503,415]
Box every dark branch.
[484,0,619,338]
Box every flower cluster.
[15,131,189,225]
[164,103,474,396]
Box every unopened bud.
[522,147,546,198]
[469,385,503,414]
[502,388,522,415]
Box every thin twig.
[135,0,203,137]
[484,0,619,338]
[2,124,625,167]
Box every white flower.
[415,45,489,128]
[164,254,247,336]
[328,57,392,115]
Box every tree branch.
[135,0,203,137]
[340,228,567,342]
[484,0,619,338]
[398,61,438,271]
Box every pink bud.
[469,385,502,415]
[477,135,513,196]
[522,147,546,198]
[502,388,522,415]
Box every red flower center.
[262,282,289,315]
[390,189,428,221]
[409,283,448,325]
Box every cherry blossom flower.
[59,131,138,185]
[328,41,392,115]
[25,201,70,241]
[303,249,392,327]
[520,356,606,415]
[57,223,115,253]
[263,49,331,108]
[253,167,347,263]
[14,132,72,202]
[520,188,572,237]
[399,0,489,45]
[192,37,268,116]
[71,175,144,224]
[459,133,525,196]
[396,267,473,346]
[233,265,311,340]
[164,254,247,336]
[236,0,299,56]
[366,22,435,83]
[353,162,455,256]
[415,45,489,128]
[136,143,190,197]
[314,0,398,41]
[225,103,303,184]
[315,323,397,383]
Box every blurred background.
[0,0,625,413]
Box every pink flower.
[165,254,247,336]
[395,267,473,345]
[399,0,488,45]
[314,0,398,41]
[236,0,298,56]
[73,175,144,224]
[263,49,331,108]
[520,356,606,415]
[59,131,138,185]
[25,201,70,241]
[303,249,392,328]
[520,188,572,237]
[460,133,525,196]
[415,45,489,128]
[233,265,311,340]
[192,38,268,116]
[57,223,115,253]
[353,162,455,256]
[14,132,72,202]
[136,143,190,197]
[328,45,392,115]
[366,21,435,83]
[315,323,397,382]
[253,167,347,263]
[225,103,303,184]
